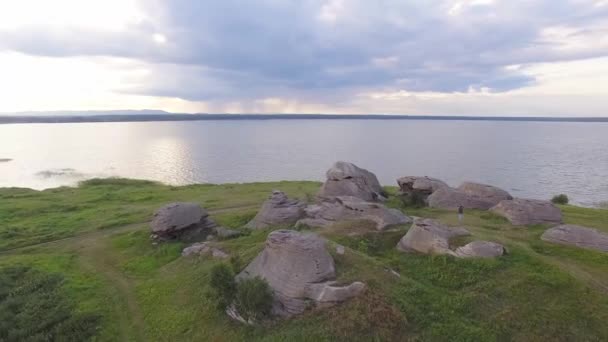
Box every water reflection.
[0,120,607,206]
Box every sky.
[0,0,607,116]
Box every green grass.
[0,178,320,251]
[1,179,607,341]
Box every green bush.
[0,266,100,341]
[209,263,236,309]
[551,194,569,205]
[399,192,427,208]
[229,255,243,274]
[234,277,273,321]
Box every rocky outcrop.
[246,190,306,229]
[396,218,470,255]
[427,182,512,210]
[454,241,506,258]
[236,230,365,317]
[318,161,384,202]
[397,176,448,200]
[541,225,608,253]
[296,196,411,231]
[150,202,217,242]
[490,198,562,226]
[182,242,229,258]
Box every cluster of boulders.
[396,218,506,258]
[148,161,606,324]
[236,230,366,317]
[246,162,411,232]
[397,175,563,225]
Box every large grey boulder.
[246,190,306,229]
[428,182,512,210]
[541,225,608,253]
[454,241,506,258]
[457,182,512,207]
[490,198,562,226]
[318,161,384,202]
[397,176,448,200]
[150,202,216,242]
[396,218,470,255]
[236,230,365,317]
[296,196,411,231]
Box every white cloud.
[0,0,144,31]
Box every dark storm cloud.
[2,0,607,101]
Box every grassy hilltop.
[1,179,607,341]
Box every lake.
[1,119,607,207]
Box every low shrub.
[229,254,243,274]
[209,263,236,309]
[234,277,273,321]
[551,194,569,205]
[0,266,100,341]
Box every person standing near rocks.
[458,205,464,222]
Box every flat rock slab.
[318,161,384,202]
[246,190,306,229]
[237,230,364,317]
[455,241,506,258]
[297,196,411,231]
[182,242,229,258]
[397,218,470,255]
[490,198,562,226]
[428,182,512,210]
[151,202,217,242]
[541,224,608,253]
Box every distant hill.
[1,111,607,124]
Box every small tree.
[234,277,273,321]
[209,263,236,309]
[551,194,569,205]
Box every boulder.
[396,218,470,255]
[454,241,506,258]
[246,190,306,229]
[236,230,364,317]
[428,182,512,210]
[541,224,608,253]
[150,202,216,242]
[214,226,242,239]
[296,196,411,231]
[457,182,512,204]
[181,242,229,258]
[397,176,448,199]
[318,161,384,202]
[490,198,562,226]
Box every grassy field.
[1,178,607,341]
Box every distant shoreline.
[1,113,608,124]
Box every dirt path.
[76,236,147,341]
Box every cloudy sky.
[1,0,607,116]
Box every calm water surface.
[1,120,607,207]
